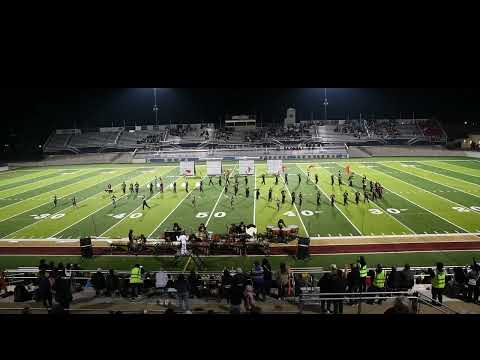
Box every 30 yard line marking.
[364,165,470,233]
[205,166,237,227]
[414,162,480,186]
[299,166,362,235]
[381,164,480,213]
[147,175,208,238]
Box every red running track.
[2,241,480,256]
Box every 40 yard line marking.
[96,171,179,238]
[147,175,208,239]
[298,166,361,236]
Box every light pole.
[323,88,328,122]
[153,88,159,127]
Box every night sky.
[1,88,480,154]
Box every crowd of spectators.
[336,121,366,138]
[366,119,401,138]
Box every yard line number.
[452,206,480,213]
[196,212,226,218]
[109,213,143,220]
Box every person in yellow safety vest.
[430,262,446,304]
[368,264,386,305]
[358,256,368,292]
[130,264,143,299]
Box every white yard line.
[97,173,181,238]
[0,169,103,214]
[205,166,237,227]
[423,161,480,179]
[297,166,361,236]
[382,163,480,204]
[0,170,135,224]
[281,169,310,238]
[147,175,208,239]
[361,165,471,233]
[4,171,146,239]
[334,162,416,235]
[253,164,256,225]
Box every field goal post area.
[179,161,197,177]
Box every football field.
[1,157,480,241]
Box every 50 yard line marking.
[147,175,208,239]
[281,167,310,238]
[298,165,361,236]
[205,165,237,227]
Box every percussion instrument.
[272,227,281,236]
[266,225,274,235]
[164,231,181,242]
[288,225,299,235]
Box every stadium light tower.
[323,88,328,121]
[153,88,159,126]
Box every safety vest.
[373,270,385,288]
[432,271,445,289]
[359,264,368,278]
[130,267,142,284]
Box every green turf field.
[1,157,480,240]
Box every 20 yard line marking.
[383,163,480,203]
[147,175,208,239]
[380,164,480,215]
[361,165,470,233]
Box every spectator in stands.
[14,281,32,302]
[220,269,233,303]
[466,263,480,304]
[368,264,386,304]
[244,281,256,312]
[251,261,265,301]
[53,273,73,309]
[38,259,48,272]
[386,266,400,291]
[453,267,467,300]
[129,264,143,299]
[38,270,53,308]
[347,263,360,294]
[105,269,119,297]
[230,268,246,314]
[188,270,201,299]
[318,266,333,313]
[0,271,8,296]
[331,269,347,314]
[276,263,290,300]
[384,296,412,314]
[398,264,414,291]
[91,269,106,297]
[429,262,446,305]
[175,274,191,312]
[358,256,368,293]
[262,258,272,298]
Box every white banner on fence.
[207,160,222,176]
[239,159,254,175]
[267,159,284,175]
[180,161,195,176]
